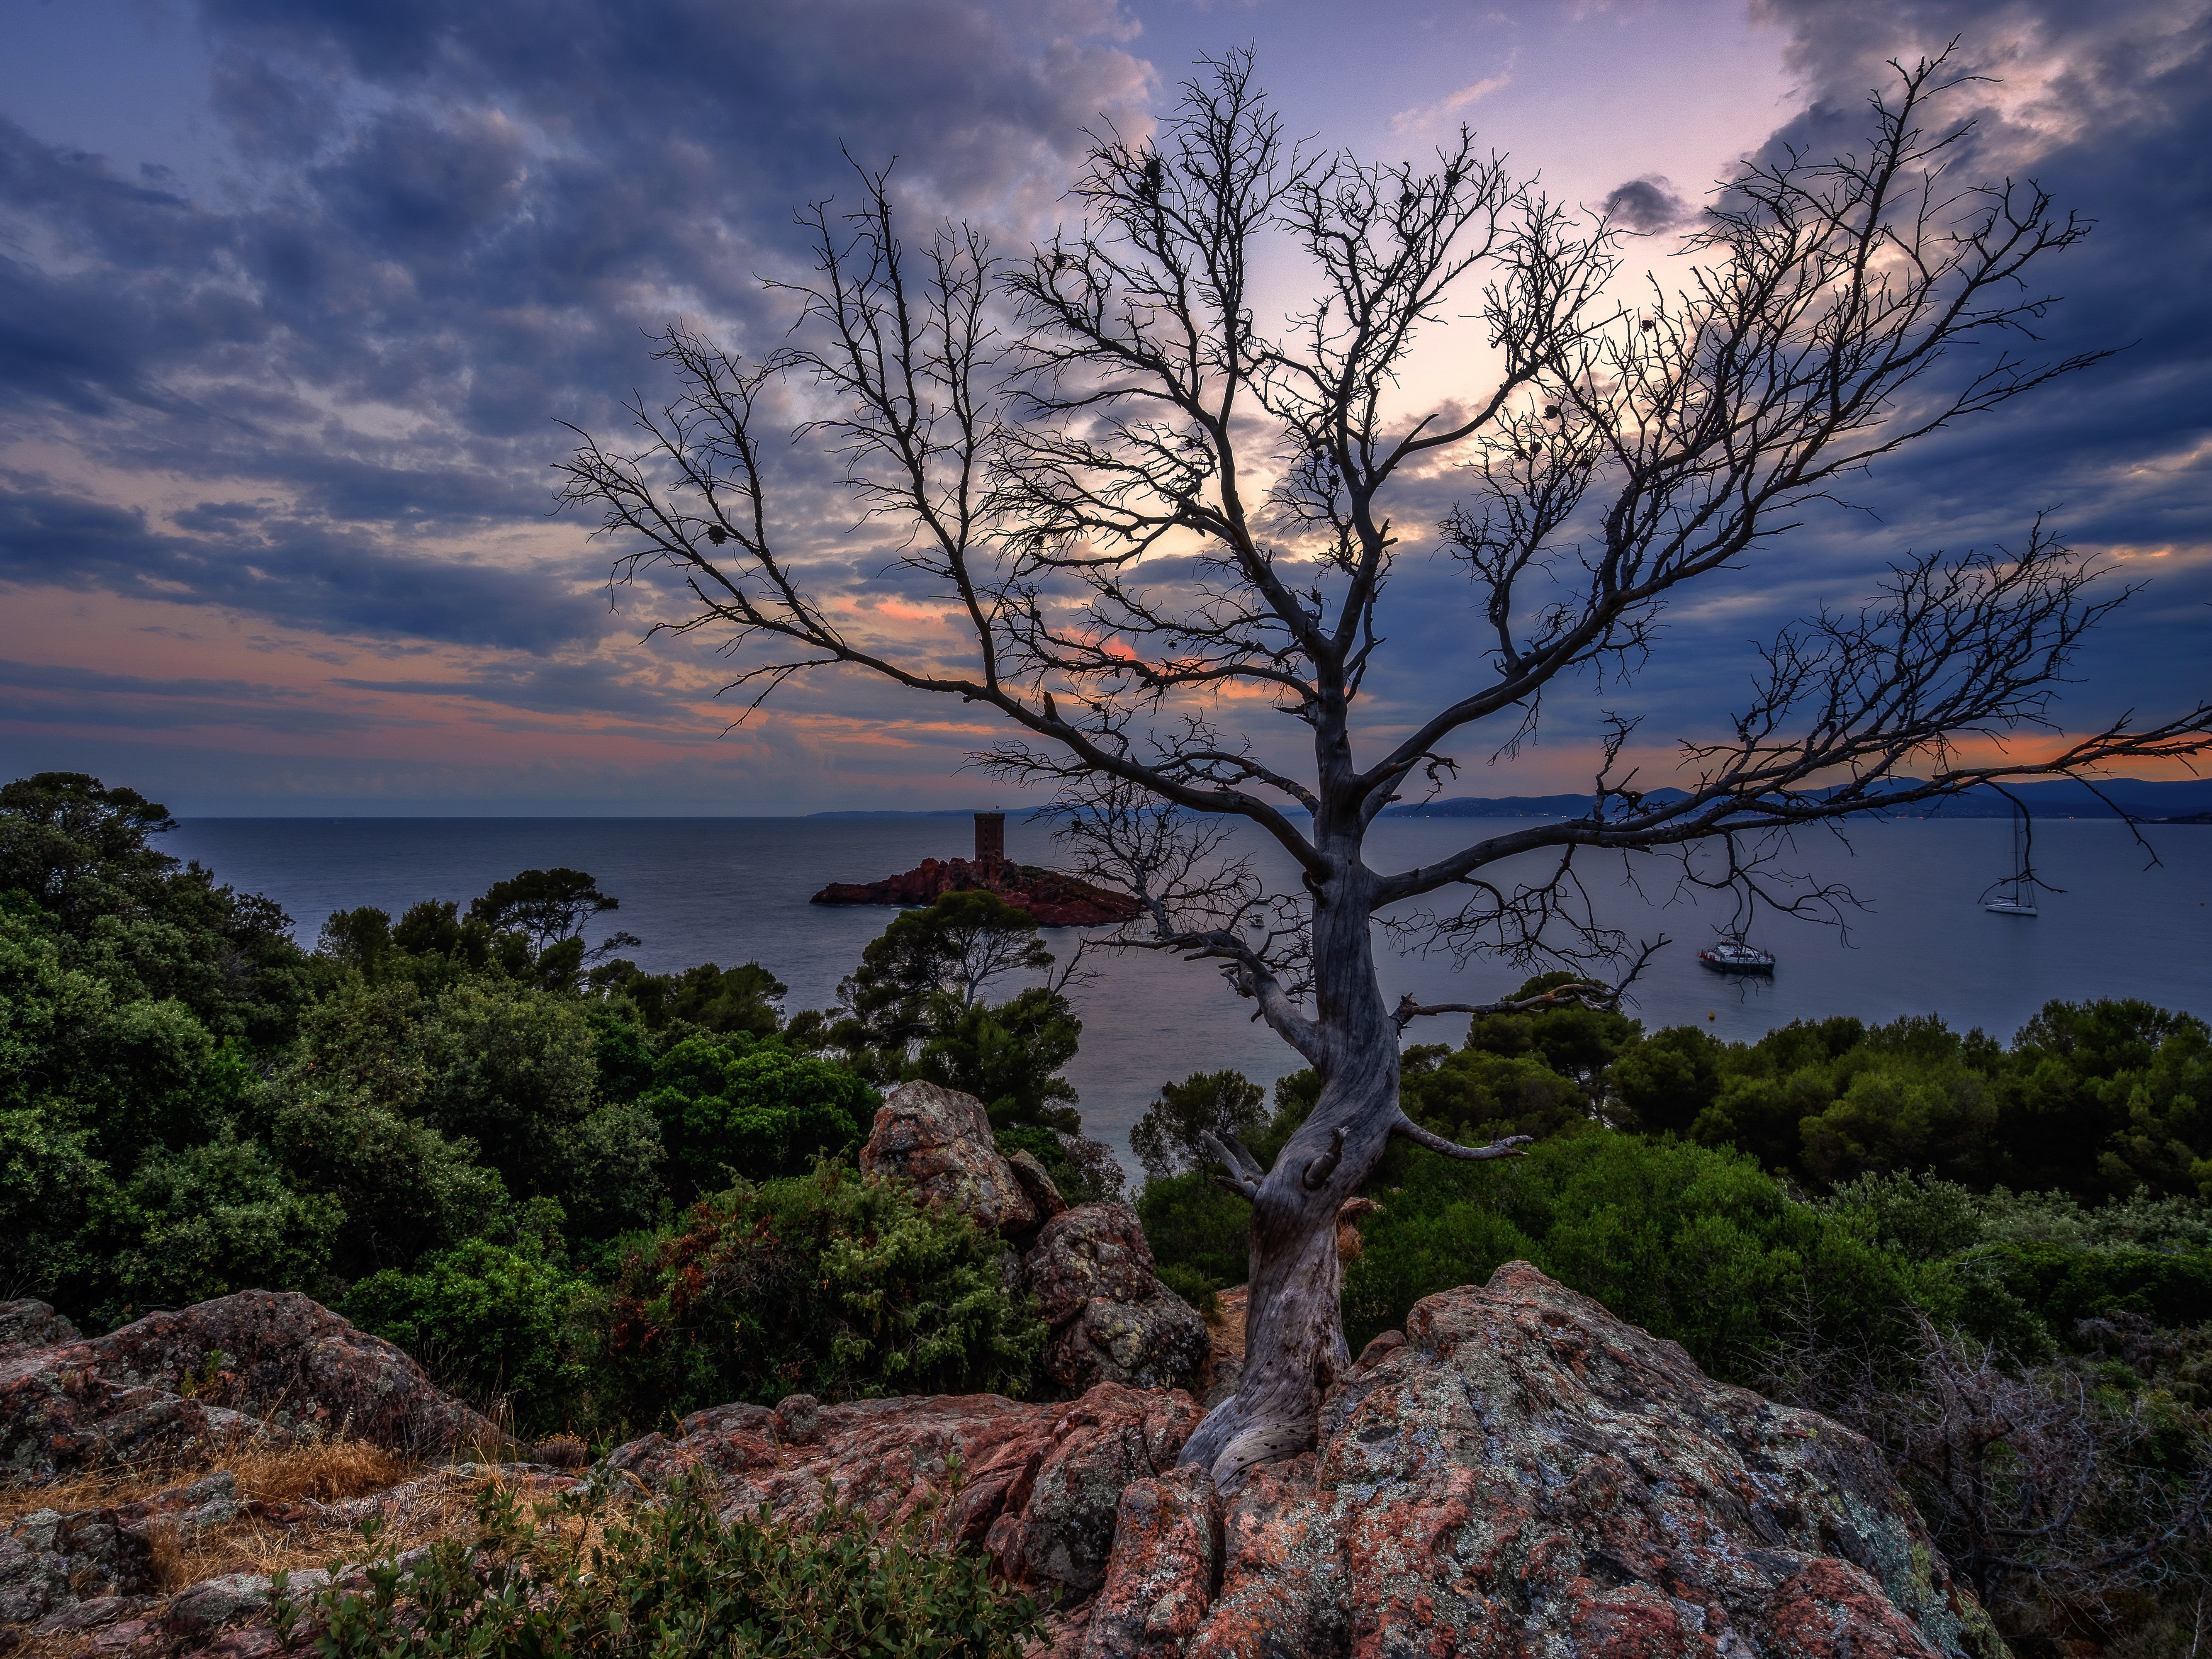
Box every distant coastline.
[808,777,2212,823]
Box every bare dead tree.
[555,51,2212,1489]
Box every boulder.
[1023,1205,1209,1393]
[1119,1261,2003,1659]
[1024,1205,1158,1326]
[1080,1464,1224,1659]
[0,1299,78,1352]
[859,1080,1038,1236]
[596,1380,1200,1597]
[0,1473,238,1625]
[1006,1149,1068,1222]
[0,1291,502,1480]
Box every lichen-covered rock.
[1006,1149,1068,1222]
[1024,1206,1158,1326]
[0,1291,501,1479]
[1023,1205,1209,1393]
[1131,1261,2005,1659]
[1015,1384,1202,1594]
[859,1080,1038,1236]
[596,1381,1198,1597]
[1080,1463,1223,1657]
[0,1299,78,1352]
[0,1472,240,1625]
[1046,1297,1212,1394]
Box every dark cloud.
[0,483,608,652]
[1601,174,1689,232]
[0,0,1150,652]
[332,661,701,724]
[0,0,2200,810]
[0,657,430,735]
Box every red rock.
[811,854,1141,928]
[1024,1206,1209,1394]
[1159,1263,2006,1659]
[1017,1384,1201,1593]
[860,1081,1039,1236]
[1026,1207,1158,1325]
[1007,1150,1068,1221]
[0,1292,501,1481]
[1757,1557,1952,1658]
[1078,1464,1222,1658]
[600,1381,1199,1597]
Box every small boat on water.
[1697,939,1775,975]
[1984,800,2042,917]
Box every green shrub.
[1345,1131,1936,1384]
[342,1230,591,1433]
[599,1162,1045,1423]
[416,977,602,1196]
[280,1472,1042,1659]
[907,986,1082,1133]
[1136,1170,1250,1289]
[1129,1070,1267,1182]
[1400,1048,1591,1146]
[641,1036,875,1194]
[1154,1262,1222,1318]
[0,1098,119,1309]
[110,1128,345,1313]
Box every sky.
[0,0,2205,815]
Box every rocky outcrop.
[812,855,1141,927]
[1025,1206,1209,1394]
[0,1472,237,1626]
[1075,1261,2004,1659]
[0,1265,2007,1659]
[599,1380,1201,1598]
[0,1292,502,1480]
[1081,1463,1224,1658]
[854,1082,1205,1396]
[859,1080,1041,1237]
[0,1300,78,1352]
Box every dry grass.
[0,1438,414,1528]
[3,1443,596,1659]
[0,1441,575,1601]
[1212,1284,1248,1362]
[229,1439,412,1506]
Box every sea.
[165,815,2212,1174]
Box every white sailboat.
[1985,801,2040,917]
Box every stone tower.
[973,811,1006,866]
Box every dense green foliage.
[1125,982,2212,1649]
[0,773,1096,1433]
[1341,1132,1936,1376]
[600,1163,1047,1425]
[280,1473,1042,1658]
[802,892,1084,1132]
[1129,1069,1266,1182]
[642,1034,877,1198]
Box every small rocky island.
[811,812,1142,927]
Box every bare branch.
[1390,1117,1535,1162]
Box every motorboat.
[1697,939,1775,974]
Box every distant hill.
[1380,778,2212,821]
[810,781,2212,822]
[1906,778,2212,819]
[1383,793,1618,819]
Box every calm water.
[166,816,2212,1172]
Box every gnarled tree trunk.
[1180,837,1430,1488]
